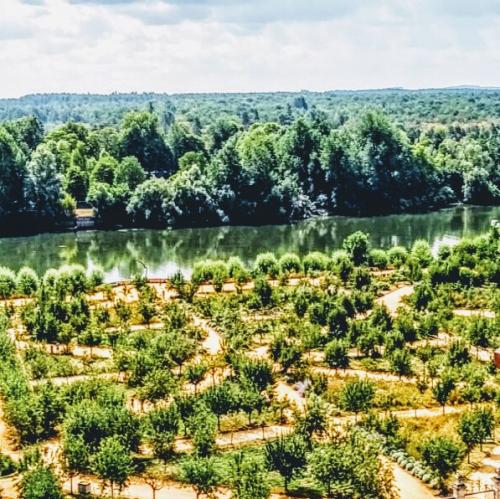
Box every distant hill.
[0,87,499,128]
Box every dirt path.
[0,400,19,460]
[454,309,496,319]
[275,381,305,412]
[311,365,417,384]
[13,339,113,359]
[415,333,493,363]
[61,473,231,499]
[192,315,222,356]
[175,424,292,453]
[377,285,414,315]
[392,463,436,498]
[30,372,118,387]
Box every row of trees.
[1,103,498,234]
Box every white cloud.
[2,0,499,97]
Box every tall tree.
[24,145,64,221]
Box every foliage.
[19,466,63,499]
[309,429,397,498]
[2,93,499,235]
[265,433,308,491]
[420,436,464,492]
[92,436,134,496]
[339,379,375,416]
[180,457,220,499]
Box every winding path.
[377,285,414,315]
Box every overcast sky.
[1,0,499,97]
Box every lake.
[0,205,498,282]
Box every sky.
[1,0,499,97]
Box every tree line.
[0,105,498,235]
[1,89,499,128]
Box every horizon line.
[2,84,500,101]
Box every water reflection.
[0,205,498,281]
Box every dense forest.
[0,89,499,235]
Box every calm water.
[0,205,498,282]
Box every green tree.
[296,395,327,441]
[339,379,375,419]
[114,156,146,189]
[168,122,205,165]
[432,373,455,414]
[390,348,413,378]
[145,405,180,465]
[120,112,174,172]
[458,412,480,463]
[137,288,156,327]
[24,145,64,221]
[231,453,270,499]
[188,404,218,457]
[254,252,278,276]
[16,267,39,296]
[180,457,220,499]
[447,340,471,367]
[185,362,208,394]
[265,433,308,492]
[92,153,118,184]
[92,436,134,498]
[475,407,494,451]
[309,430,396,498]
[324,339,349,371]
[206,117,240,153]
[411,240,433,267]
[253,276,273,307]
[343,231,370,266]
[61,435,89,494]
[0,125,25,219]
[278,252,302,275]
[19,465,63,499]
[420,436,464,493]
[0,267,17,299]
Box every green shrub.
[0,267,16,298]
[227,257,247,278]
[254,253,278,277]
[57,264,88,294]
[411,240,433,267]
[16,267,39,296]
[388,246,408,267]
[369,249,388,269]
[192,260,215,283]
[343,231,370,265]
[278,253,302,275]
[303,251,330,275]
[87,266,104,289]
[210,261,229,292]
[43,268,59,287]
[0,453,16,476]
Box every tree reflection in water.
[0,205,497,281]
